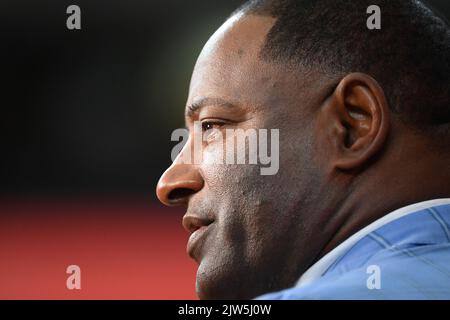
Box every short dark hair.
[234,0,450,128]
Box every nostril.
[168,188,195,201]
[156,167,204,206]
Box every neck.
[318,141,450,258]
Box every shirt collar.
[295,198,450,288]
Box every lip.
[183,214,214,261]
[187,225,211,260]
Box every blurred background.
[1,0,449,299]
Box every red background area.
[0,198,198,299]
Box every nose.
[156,163,204,206]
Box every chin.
[195,259,260,300]
[195,264,232,300]
[195,261,236,299]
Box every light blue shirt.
[257,199,450,299]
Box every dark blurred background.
[0,0,449,299]
[1,0,450,199]
[1,0,245,199]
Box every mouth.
[182,214,214,261]
[187,225,210,260]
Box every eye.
[201,120,225,132]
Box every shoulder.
[257,243,450,300]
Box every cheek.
[202,162,263,203]
[204,165,281,229]
[200,162,267,234]
[201,135,224,165]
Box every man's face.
[157,14,333,299]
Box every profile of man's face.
[157,14,339,299]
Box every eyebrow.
[185,97,236,118]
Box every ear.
[316,73,390,171]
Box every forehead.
[185,14,327,126]
[187,14,280,108]
[197,13,275,64]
